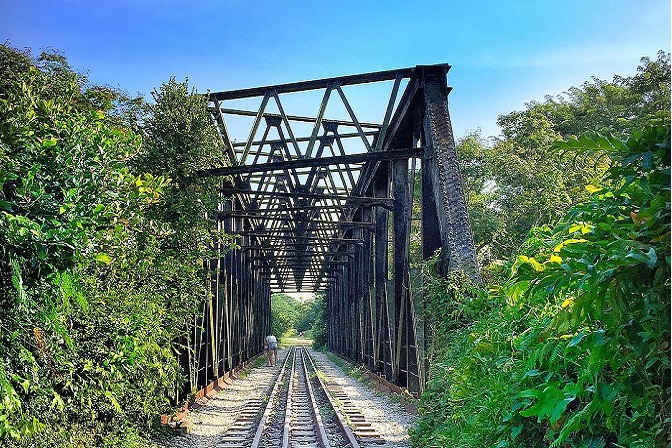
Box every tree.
[413,123,670,448]
[270,294,302,338]
[309,294,328,349]
[294,297,321,334]
[458,53,670,267]
[0,44,234,447]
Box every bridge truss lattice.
[188,64,480,395]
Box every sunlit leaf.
[95,253,112,264]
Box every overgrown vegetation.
[460,51,670,267]
[1,41,669,448]
[309,293,328,349]
[270,293,324,343]
[0,44,230,446]
[412,54,670,447]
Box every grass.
[281,336,313,347]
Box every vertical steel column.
[421,71,480,282]
[354,225,365,364]
[392,158,412,386]
[361,206,375,370]
[373,164,393,378]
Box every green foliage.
[0,43,32,94]
[501,126,671,447]
[309,293,328,350]
[138,77,226,184]
[412,124,670,447]
[0,44,232,446]
[460,53,670,264]
[294,296,322,333]
[271,294,303,338]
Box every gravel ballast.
[154,347,416,448]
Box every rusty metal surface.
[188,64,479,395]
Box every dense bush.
[411,125,670,447]
[0,45,229,446]
[270,293,303,339]
[460,52,670,264]
[309,294,328,349]
[269,293,326,344]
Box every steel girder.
[193,64,480,395]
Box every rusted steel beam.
[264,279,340,284]
[227,204,362,214]
[250,252,354,260]
[218,213,375,228]
[237,242,347,249]
[422,73,481,282]
[232,131,379,148]
[220,109,382,130]
[391,158,412,383]
[208,65,449,101]
[373,163,392,379]
[261,270,345,276]
[198,147,423,177]
[243,168,362,177]
[231,233,363,243]
[221,188,394,209]
[255,255,352,263]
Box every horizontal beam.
[209,65,451,101]
[222,188,394,208]
[258,270,343,272]
[242,167,362,176]
[233,131,379,148]
[220,109,381,130]
[250,254,354,260]
[219,213,374,227]
[231,227,352,235]
[251,255,354,262]
[238,243,349,249]
[233,204,361,213]
[266,277,337,279]
[232,233,363,243]
[264,281,327,285]
[198,147,423,177]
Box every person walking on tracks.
[265,333,278,366]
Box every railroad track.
[214,346,386,448]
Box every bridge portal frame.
[189,64,479,396]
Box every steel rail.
[250,346,294,448]
[302,347,361,448]
[246,346,363,448]
[299,347,331,448]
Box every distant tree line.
[270,293,324,343]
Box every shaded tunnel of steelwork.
[184,64,480,396]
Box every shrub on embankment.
[411,125,670,447]
[0,45,231,446]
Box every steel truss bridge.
[184,64,480,397]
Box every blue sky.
[1,0,669,138]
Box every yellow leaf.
[528,257,543,271]
[549,254,562,264]
[561,299,573,308]
[569,222,593,234]
[585,184,602,193]
[554,238,588,252]
[568,224,581,233]
[95,253,112,264]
